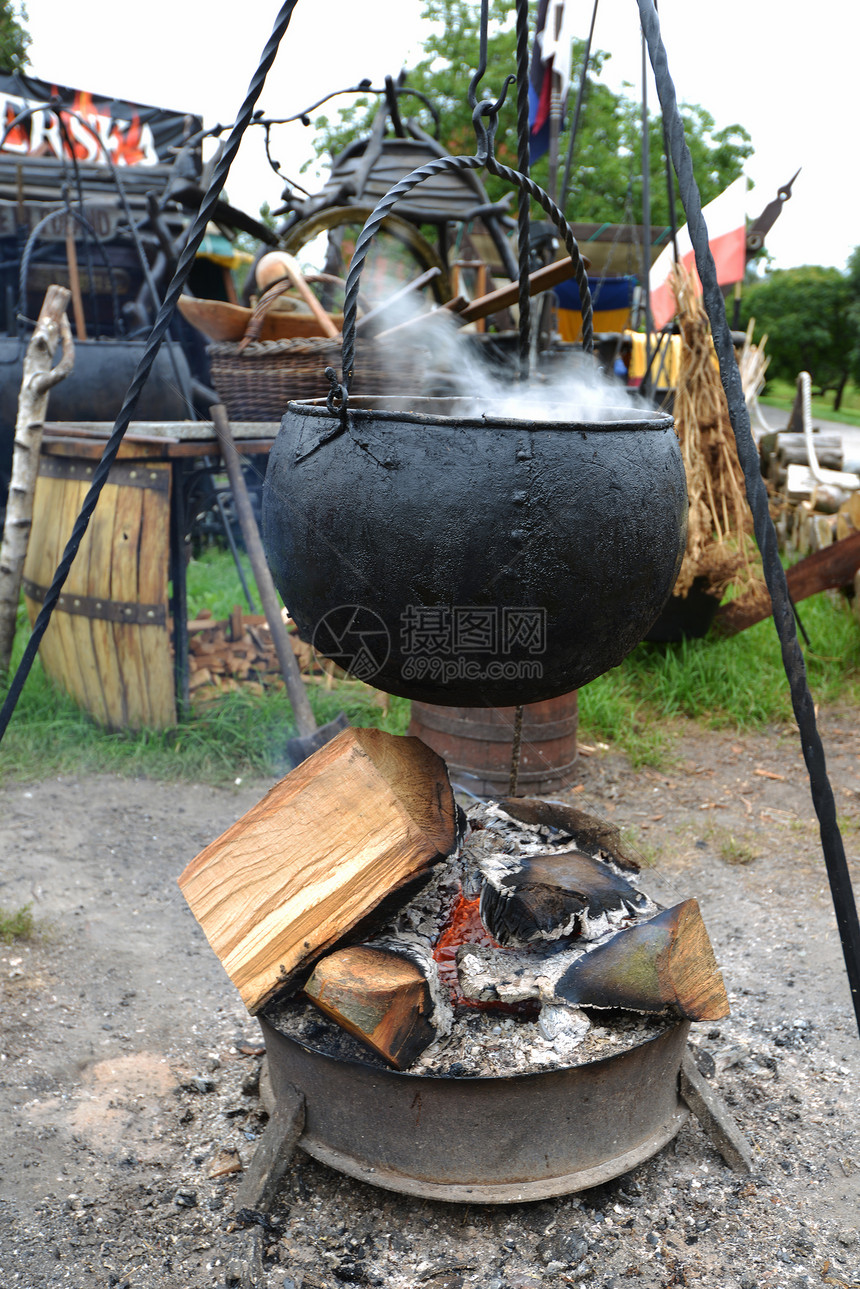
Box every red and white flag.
[648,177,748,331]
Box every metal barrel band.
[337,153,594,411]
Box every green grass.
[185,544,256,619]
[759,377,860,428]
[3,548,860,782]
[578,589,860,765]
[0,902,35,944]
[0,582,410,784]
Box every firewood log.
[178,729,458,1013]
[479,848,652,947]
[493,797,640,872]
[303,941,450,1069]
[457,899,729,1022]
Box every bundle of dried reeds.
[670,264,765,607]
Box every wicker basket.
[208,277,413,421]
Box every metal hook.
[325,365,348,415]
[471,75,516,163]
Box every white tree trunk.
[0,285,74,676]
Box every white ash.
[268,992,674,1077]
[265,800,674,1076]
[481,799,652,884]
[538,1003,592,1055]
[408,1007,674,1077]
[456,940,587,1005]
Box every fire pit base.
[258,1014,691,1203]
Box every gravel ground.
[0,707,858,1289]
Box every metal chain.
[514,0,532,379]
[508,704,525,796]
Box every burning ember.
[179,730,728,1083]
[263,796,727,1078]
[431,887,532,1015]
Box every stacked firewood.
[185,606,389,710]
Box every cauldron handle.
[332,154,593,410]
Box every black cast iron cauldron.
[262,395,687,707]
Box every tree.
[0,1,29,72]
[308,0,753,229]
[847,245,860,388]
[740,266,855,409]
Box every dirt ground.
[1,708,858,1289]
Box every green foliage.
[847,245,860,386]
[185,545,256,619]
[742,266,855,404]
[308,0,752,229]
[0,642,410,784]
[0,902,34,943]
[759,376,860,429]
[0,0,29,72]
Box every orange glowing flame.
[433,888,537,1015]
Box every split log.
[0,285,74,674]
[458,900,729,1022]
[713,529,860,636]
[479,848,651,947]
[493,797,641,872]
[303,942,448,1069]
[774,432,843,469]
[177,728,457,1013]
[836,490,860,540]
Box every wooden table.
[23,421,279,729]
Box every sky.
[18,0,857,274]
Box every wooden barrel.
[22,452,176,730]
[408,693,578,798]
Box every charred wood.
[479,848,652,946]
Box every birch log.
[0,286,74,674]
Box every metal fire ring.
[258,1015,691,1204]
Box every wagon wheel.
[281,205,452,310]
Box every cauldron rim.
[285,395,673,434]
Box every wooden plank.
[66,475,112,728]
[45,421,280,440]
[66,475,112,723]
[42,425,182,448]
[714,530,860,636]
[51,475,99,715]
[109,480,151,728]
[680,1051,752,1173]
[83,479,125,729]
[178,728,457,1013]
[137,467,176,727]
[22,474,67,685]
[40,437,171,461]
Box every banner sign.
[0,72,201,168]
